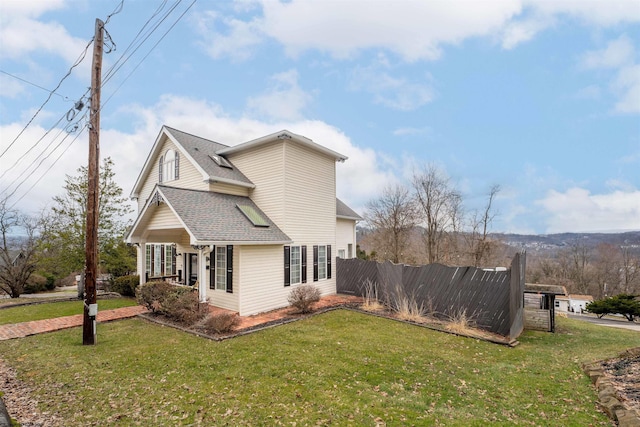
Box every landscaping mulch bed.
[600,347,640,413]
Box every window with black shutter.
[284,246,290,286]
[226,245,233,293]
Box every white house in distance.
[555,294,594,313]
[126,126,361,316]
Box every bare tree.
[568,238,592,294]
[412,165,462,264]
[0,199,39,298]
[466,184,500,267]
[593,243,622,298]
[620,245,640,294]
[364,183,419,263]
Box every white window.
[159,149,179,182]
[215,246,226,290]
[318,245,327,280]
[145,244,175,278]
[290,246,301,285]
[338,249,346,259]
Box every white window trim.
[215,246,226,291]
[318,245,327,280]
[290,246,301,285]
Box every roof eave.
[207,176,256,189]
[217,130,348,162]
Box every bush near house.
[109,274,139,297]
[287,284,321,314]
[201,312,241,334]
[136,281,207,325]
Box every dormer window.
[159,149,179,183]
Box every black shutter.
[301,246,307,283]
[327,245,332,279]
[226,245,233,293]
[158,156,163,183]
[150,245,155,277]
[209,246,215,289]
[284,246,291,286]
[175,152,180,179]
[171,247,176,275]
[313,245,318,282]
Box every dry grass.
[445,308,477,335]
[389,284,426,323]
[359,279,384,312]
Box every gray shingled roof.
[158,185,291,243]
[336,198,362,221]
[164,126,254,187]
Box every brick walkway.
[0,306,148,341]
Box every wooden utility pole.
[83,18,104,345]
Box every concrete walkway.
[0,306,148,341]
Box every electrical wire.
[4,0,197,206]
[7,123,89,210]
[0,37,94,160]
[0,70,71,101]
[102,0,196,108]
[2,110,89,203]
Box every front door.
[188,253,198,286]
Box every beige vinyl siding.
[137,136,207,211]
[236,245,286,316]
[225,143,286,228]
[336,218,357,258]
[206,246,239,312]
[282,142,336,243]
[208,182,250,196]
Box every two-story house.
[126,126,361,316]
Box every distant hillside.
[491,231,640,253]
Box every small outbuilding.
[524,283,567,332]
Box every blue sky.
[0,0,639,234]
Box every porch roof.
[127,185,292,245]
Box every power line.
[102,0,196,107]
[0,37,94,160]
[0,70,71,101]
[7,123,89,210]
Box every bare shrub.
[445,308,478,335]
[162,290,208,325]
[136,281,207,325]
[287,284,321,314]
[202,312,241,334]
[136,281,174,312]
[389,284,425,322]
[360,279,384,312]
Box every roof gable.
[130,126,254,199]
[127,185,291,245]
[217,130,348,162]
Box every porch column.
[197,246,207,303]
[137,242,146,285]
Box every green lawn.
[0,298,138,325]
[0,310,638,426]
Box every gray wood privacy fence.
[336,252,526,339]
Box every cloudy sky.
[0,0,639,234]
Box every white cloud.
[0,2,88,65]
[536,187,640,233]
[246,69,313,120]
[581,35,635,69]
[193,11,263,62]
[350,58,435,111]
[393,126,431,136]
[501,16,552,50]
[1,95,396,217]
[612,64,640,114]
[527,0,640,27]
[198,1,522,62]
